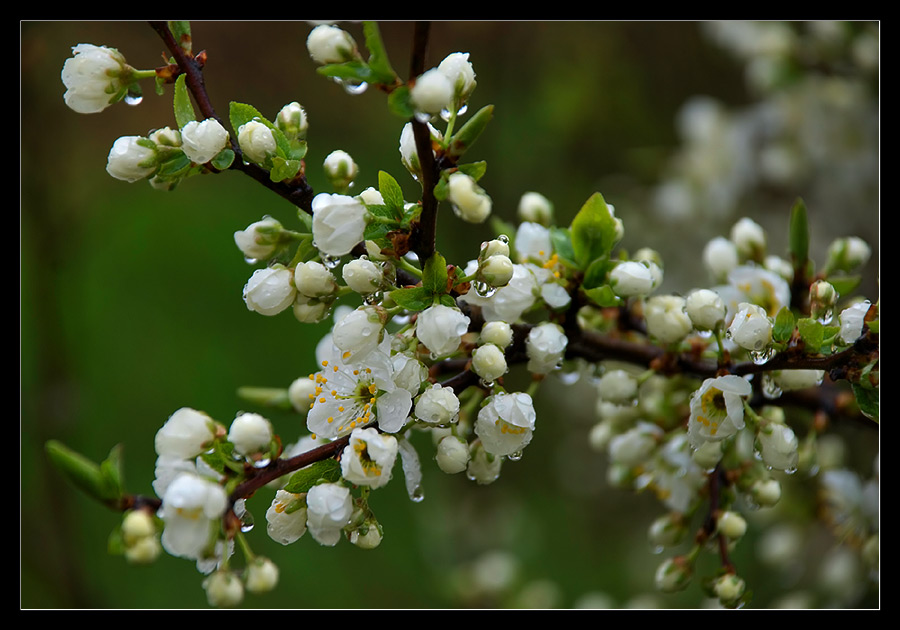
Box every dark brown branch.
[149,21,315,214]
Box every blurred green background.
[21,21,878,609]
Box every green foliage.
[570,193,619,270]
[45,441,124,505]
[789,197,809,269]
[773,306,795,343]
[173,74,196,128]
[283,459,342,494]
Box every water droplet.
[750,348,776,365]
[439,104,468,121]
[784,466,798,475]
[335,78,368,95]
[414,111,432,123]
[497,234,509,244]
[479,379,494,388]
[124,93,142,106]
[651,545,664,555]
[761,373,783,399]
[557,370,580,386]
[410,486,425,502]
[243,256,259,265]
[507,450,524,462]
[322,255,340,269]
[239,509,255,532]
[253,457,271,469]
[474,281,496,298]
[817,310,833,325]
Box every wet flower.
[245,557,279,594]
[61,44,130,114]
[644,295,693,345]
[228,412,273,457]
[306,24,357,65]
[294,261,338,299]
[416,304,470,357]
[610,261,656,298]
[234,216,283,261]
[155,407,217,460]
[340,427,399,488]
[515,222,553,263]
[436,435,470,474]
[243,265,296,316]
[237,120,277,164]
[158,473,228,561]
[106,136,157,182]
[474,392,536,457]
[757,422,799,471]
[517,191,554,225]
[728,302,773,351]
[471,343,508,383]
[688,375,752,448]
[437,52,477,105]
[331,305,386,364]
[181,118,229,165]
[685,288,726,331]
[415,383,460,425]
[265,490,308,545]
[306,482,353,546]
[306,337,413,439]
[525,322,567,374]
[311,193,368,257]
[410,67,454,115]
[838,300,871,344]
[447,172,492,223]
[323,149,359,191]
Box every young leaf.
[456,161,487,182]
[422,253,448,295]
[362,21,397,85]
[584,285,621,308]
[570,192,618,270]
[270,157,302,183]
[283,459,343,494]
[789,198,809,269]
[173,74,196,128]
[45,440,118,504]
[851,383,878,422]
[447,105,494,158]
[388,85,414,119]
[390,287,432,312]
[549,227,576,267]
[582,258,613,291]
[378,171,405,218]
[773,306,795,343]
[168,21,192,54]
[797,317,824,353]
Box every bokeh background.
[21,21,878,609]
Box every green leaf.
[583,285,621,308]
[362,21,397,84]
[456,161,487,182]
[210,149,235,171]
[851,383,878,422]
[797,317,824,352]
[447,105,494,158]
[422,253,448,295]
[582,258,613,290]
[270,156,302,182]
[173,74,196,128]
[439,294,458,308]
[789,198,809,269]
[387,85,414,118]
[99,444,125,501]
[283,459,343,494]
[389,287,432,311]
[773,306,795,343]
[316,61,375,84]
[827,275,862,296]
[168,21,192,54]
[199,440,234,475]
[378,171,405,218]
[549,227,576,267]
[570,192,619,270]
[45,440,119,503]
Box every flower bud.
[243,265,297,316]
[610,261,655,298]
[447,172,492,224]
[749,478,782,506]
[480,254,514,288]
[471,343,508,382]
[417,304,471,357]
[436,435,470,474]
[342,258,383,295]
[124,535,162,564]
[323,149,359,192]
[772,369,824,391]
[826,236,871,272]
[525,322,567,374]
[155,407,217,460]
[276,101,308,141]
[730,217,766,260]
[467,442,502,485]
[437,52,477,105]
[228,412,273,457]
[106,136,158,183]
[517,191,554,225]
[181,118,229,165]
[292,295,333,324]
[349,519,384,549]
[61,43,130,114]
[238,120,277,164]
[234,216,283,261]
[712,573,745,606]
[399,121,442,177]
[203,571,244,608]
[311,193,368,257]
[415,384,460,425]
[596,369,638,405]
[654,557,692,593]
[716,510,747,539]
[294,261,338,298]
[480,238,510,260]
[288,377,318,414]
[809,280,838,321]
[691,439,724,470]
[266,490,308,545]
[644,295,693,345]
[757,422,799,471]
[306,24,357,65]
[728,302,773,351]
[608,421,662,468]
[480,321,513,348]
[245,557,280,594]
[122,509,157,546]
[703,237,739,282]
[648,513,687,548]
[685,288,726,331]
[410,67,454,115]
[148,127,182,148]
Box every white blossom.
[203,571,244,608]
[417,304,470,357]
[480,255,514,288]
[827,236,871,271]
[276,101,308,140]
[106,136,157,182]
[474,392,536,457]
[306,482,353,546]
[61,44,129,114]
[158,473,228,560]
[307,336,412,438]
[410,67,454,115]
[471,343,508,383]
[323,149,359,189]
[265,490,308,545]
[437,52,477,104]
[436,435,470,474]
[227,412,273,456]
[610,261,655,298]
[703,236,739,282]
[596,369,638,405]
[237,120,277,164]
[243,265,296,316]
[342,258,383,295]
[155,407,216,460]
[415,383,460,425]
[306,24,357,65]
[688,375,752,447]
[517,191,554,225]
[480,321,514,348]
[730,217,766,258]
[462,263,539,322]
[515,222,553,263]
[311,193,368,257]
[245,557,280,594]
[340,427,398,488]
[757,422,799,471]
[526,322,567,374]
[294,261,337,298]
[609,422,662,468]
[181,119,229,165]
[467,442,502,484]
[288,377,318,413]
[717,510,748,539]
[234,216,282,261]
[399,121,442,177]
[728,302,773,351]
[685,288,726,331]
[644,295,693,345]
[772,369,824,391]
[838,300,871,344]
[447,172,492,223]
[331,305,385,364]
